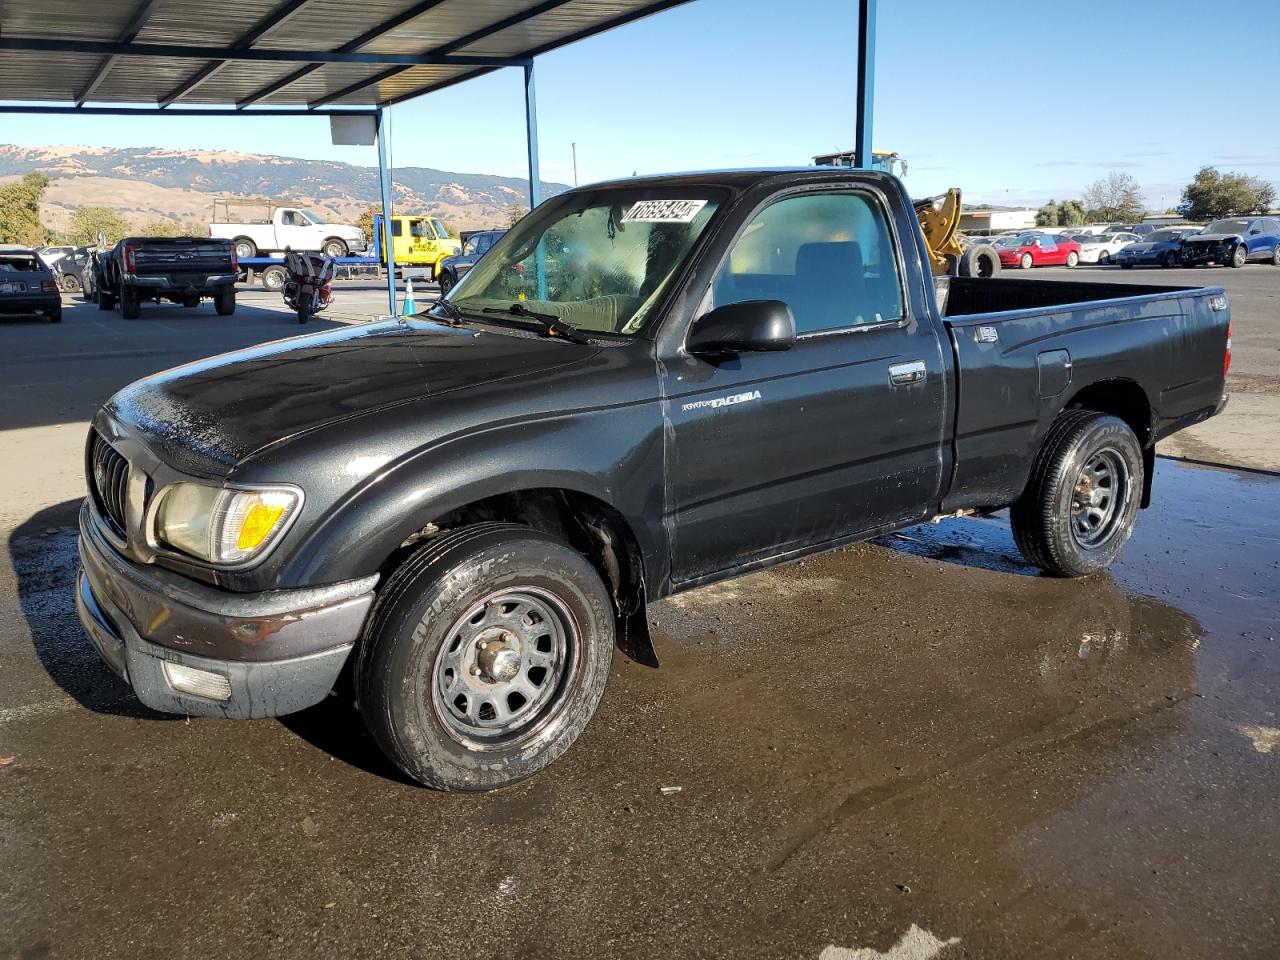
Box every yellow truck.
[376,214,461,278]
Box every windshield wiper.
[424,298,468,326]
[481,303,591,345]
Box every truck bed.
[937,276,1229,512]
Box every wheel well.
[1065,379,1152,446]
[379,488,657,666]
[1065,378,1155,507]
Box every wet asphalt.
[1,284,1278,959]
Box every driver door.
[276,210,312,250]
[664,188,948,583]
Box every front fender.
[276,407,666,590]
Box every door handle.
[888,360,927,386]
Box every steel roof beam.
[0,105,378,117]
[308,0,574,108]
[160,0,314,108]
[0,37,528,67]
[75,0,162,106]
[235,0,452,108]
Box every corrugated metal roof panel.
[0,0,689,106]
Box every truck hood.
[106,319,597,477]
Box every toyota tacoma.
[77,168,1231,791]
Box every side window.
[709,191,905,334]
[391,219,403,237]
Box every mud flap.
[617,603,659,667]
[1141,446,1155,508]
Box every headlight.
[154,483,301,565]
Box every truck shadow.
[873,510,1041,576]
[8,499,177,719]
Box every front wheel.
[1010,411,1143,578]
[322,238,348,258]
[1229,244,1247,268]
[1271,245,1280,266]
[1098,251,1110,264]
[1065,251,1079,268]
[355,523,615,791]
[1020,252,1033,269]
[1161,251,1178,268]
[437,270,455,296]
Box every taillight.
[231,245,239,272]
[41,279,56,293]
[123,244,136,272]
[1224,322,1232,377]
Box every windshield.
[410,219,434,239]
[1205,219,1250,234]
[447,191,721,336]
[463,236,481,255]
[1149,230,1181,243]
[432,219,449,240]
[993,236,1021,247]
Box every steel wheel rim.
[1070,447,1129,549]
[430,587,577,749]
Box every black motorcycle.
[282,250,337,324]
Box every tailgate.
[131,239,234,276]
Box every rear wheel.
[120,286,141,319]
[1010,411,1143,578]
[1098,251,1110,264]
[1020,252,1034,269]
[233,238,257,260]
[182,296,200,308]
[98,288,115,310]
[214,289,236,316]
[1229,244,1247,268]
[1065,251,1079,267]
[48,308,62,324]
[355,523,615,791]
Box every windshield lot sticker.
[623,199,708,223]
[681,389,761,413]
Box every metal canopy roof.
[0,0,689,111]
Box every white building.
[959,206,1038,235]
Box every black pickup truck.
[95,236,237,318]
[76,169,1230,791]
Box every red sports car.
[995,233,1082,269]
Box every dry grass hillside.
[0,144,568,235]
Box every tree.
[1058,199,1087,226]
[1082,171,1146,223]
[139,218,206,237]
[355,203,380,244]
[0,173,50,247]
[1178,166,1277,220]
[506,203,529,227]
[68,206,131,246]
[1036,198,1087,228]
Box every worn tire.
[214,289,235,316]
[120,286,141,319]
[355,523,615,791]
[959,243,1001,278]
[1010,411,1143,578]
[1229,243,1247,268]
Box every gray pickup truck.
[76,168,1230,791]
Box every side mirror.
[687,300,796,356]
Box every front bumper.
[76,502,377,718]
[1180,243,1229,265]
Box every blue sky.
[5,0,1278,209]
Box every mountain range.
[0,144,570,234]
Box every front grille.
[89,430,130,537]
